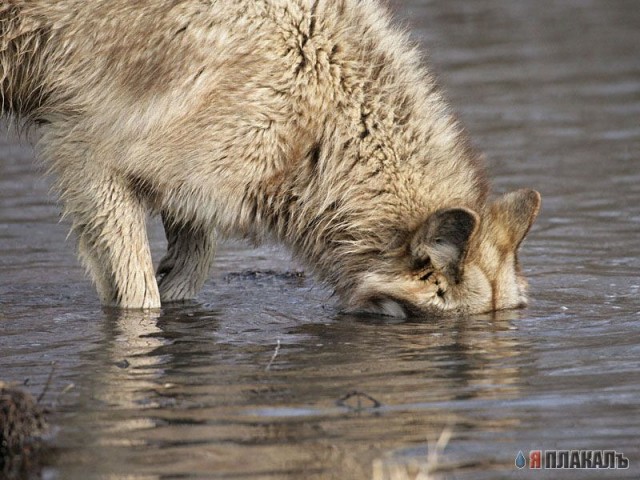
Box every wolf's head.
[344,189,541,317]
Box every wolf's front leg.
[66,172,160,309]
[156,213,216,302]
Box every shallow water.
[1,0,639,479]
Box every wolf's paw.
[156,256,196,302]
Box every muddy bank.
[0,384,47,479]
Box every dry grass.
[372,427,453,480]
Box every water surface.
[1,0,639,478]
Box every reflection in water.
[2,0,640,478]
[95,310,169,451]
[45,306,528,479]
[49,310,169,479]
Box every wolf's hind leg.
[157,213,216,302]
[67,172,160,309]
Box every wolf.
[1,0,540,317]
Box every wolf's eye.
[419,271,433,282]
[412,256,431,271]
[412,257,433,282]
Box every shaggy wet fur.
[1,0,540,316]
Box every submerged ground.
[1,0,639,478]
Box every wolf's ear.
[491,189,541,249]
[410,208,479,282]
